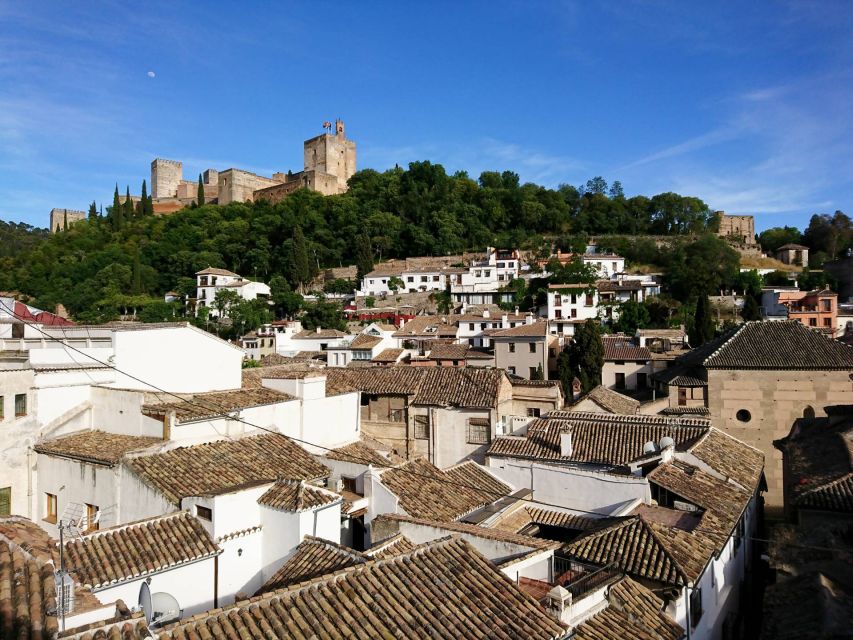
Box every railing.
[554,557,620,599]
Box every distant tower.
[150,159,183,199]
[303,119,356,195]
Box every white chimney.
[526,314,534,325]
[502,313,509,327]
[482,308,490,318]
[560,431,573,457]
[514,306,520,316]
[316,325,322,333]
[547,585,572,623]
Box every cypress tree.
[565,319,604,393]
[88,201,97,219]
[112,185,123,230]
[197,174,205,206]
[131,250,142,294]
[140,180,149,217]
[290,225,312,293]
[124,186,134,220]
[355,233,374,281]
[63,210,68,231]
[690,295,716,347]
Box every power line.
[6,299,837,555]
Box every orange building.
[775,289,837,332]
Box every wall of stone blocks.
[218,170,281,205]
[708,369,853,516]
[151,159,183,199]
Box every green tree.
[197,174,205,207]
[88,201,98,219]
[612,300,651,334]
[666,234,740,299]
[387,276,404,293]
[531,363,544,381]
[757,226,803,254]
[690,295,715,346]
[110,185,122,230]
[301,298,346,331]
[562,319,604,394]
[131,250,142,294]
[270,275,303,318]
[139,300,177,323]
[741,294,761,321]
[289,225,314,293]
[124,186,134,221]
[365,296,375,309]
[139,180,149,217]
[355,233,373,281]
[213,288,240,320]
[548,257,598,286]
[63,210,68,231]
[431,288,452,314]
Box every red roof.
[14,301,75,326]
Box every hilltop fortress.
[153,119,356,208]
[50,120,356,230]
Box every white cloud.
[147,70,156,78]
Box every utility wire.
[3,300,843,553]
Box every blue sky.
[1,1,851,232]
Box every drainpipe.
[685,587,691,640]
[26,447,34,519]
[213,554,219,608]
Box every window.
[824,318,832,327]
[690,588,703,627]
[341,476,357,493]
[509,343,516,353]
[85,504,99,532]
[433,275,440,281]
[497,262,505,269]
[678,387,687,406]
[196,505,212,521]
[11,323,23,339]
[508,366,516,375]
[421,276,428,282]
[585,294,594,307]
[554,295,561,307]
[555,310,562,319]
[480,323,486,330]
[407,276,414,282]
[414,415,430,439]
[45,493,57,524]
[736,409,751,423]
[0,487,10,516]
[529,342,536,353]
[14,394,26,417]
[467,418,490,444]
[809,318,817,327]
[527,408,541,418]
[529,367,537,378]
[823,299,832,311]
[571,309,577,318]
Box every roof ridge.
[634,517,690,586]
[66,510,190,542]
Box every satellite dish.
[138,582,181,627]
[642,440,658,455]
[659,436,675,449]
[138,582,152,625]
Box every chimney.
[316,325,322,334]
[514,306,519,316]
[482,308,490,318]
[547,585,572,623]
[560,431,573,457]
[502,313,509,327]
[526,313,534,325]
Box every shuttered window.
[0,487,10,517]
[414,415,430,439]
[467,418,490,445]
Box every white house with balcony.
[547,283,600,336]
[450,247,521,305]
[195,267,271,318]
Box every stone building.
[776,243,809,266]
[654,320,853,515]
[49,207,86,232]
[715,211,756,245]
[149,120,356,209]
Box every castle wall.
[218,169,282,205]
[49,208,87,233]
[717,213,756,245]
[151,158,183,199]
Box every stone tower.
[303,119,356,195]
[151,158,183,199]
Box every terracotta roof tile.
[257,480,340,512]
[689,429,764,492]
[573,577,683,640]
[379,458,508,521]
[603,336,651,361]
[0,534,58,639]
[776,417,853,514]
[292,328,347,339]
[257,536,367,593]
[761,571,853,640]
[196,267,239,276]
[323,440,393,467]
[573,385,639,415]
[142,387,295,422]
[63,512,220,590]
[349,334,382,349]
[489,321,549,338]
[488,412,708,466]
[364,533,417,560]
[34,431,162,465]
[371,348,404,363]
[444,460,513,500]
[161,537,566,640]
[702,320,853,370]
[126,433,329,505]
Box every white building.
[195,267,271,318]
[581,253,625,279]
[547,283,599,336]
[485,410,765,640]
[326,322,400,367]
[450,247,521,305]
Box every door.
[678,387,687,406]
[0,487,10,517]
[615,372,625,389]
[637,373,647,389]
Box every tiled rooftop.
[142,387,295,422]
[702,320,853,370]
[602,336,651,361]
[371,347,404,363]
[573,385,639,415]
[161,537,566,640]
[488,321,549,338]
[34,430,162,465]
[573,577,684,640]
[323,439,393,467]
[257,480,340,512]
[63,512,220,590]
[364,533,418,560]
[379,458,510,521]
[126,433,329,505]
[0,536,58,639]
[487,412,708,467]
[257,536,368,593]
[776,416,853,514]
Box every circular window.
[736,409,751,423]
